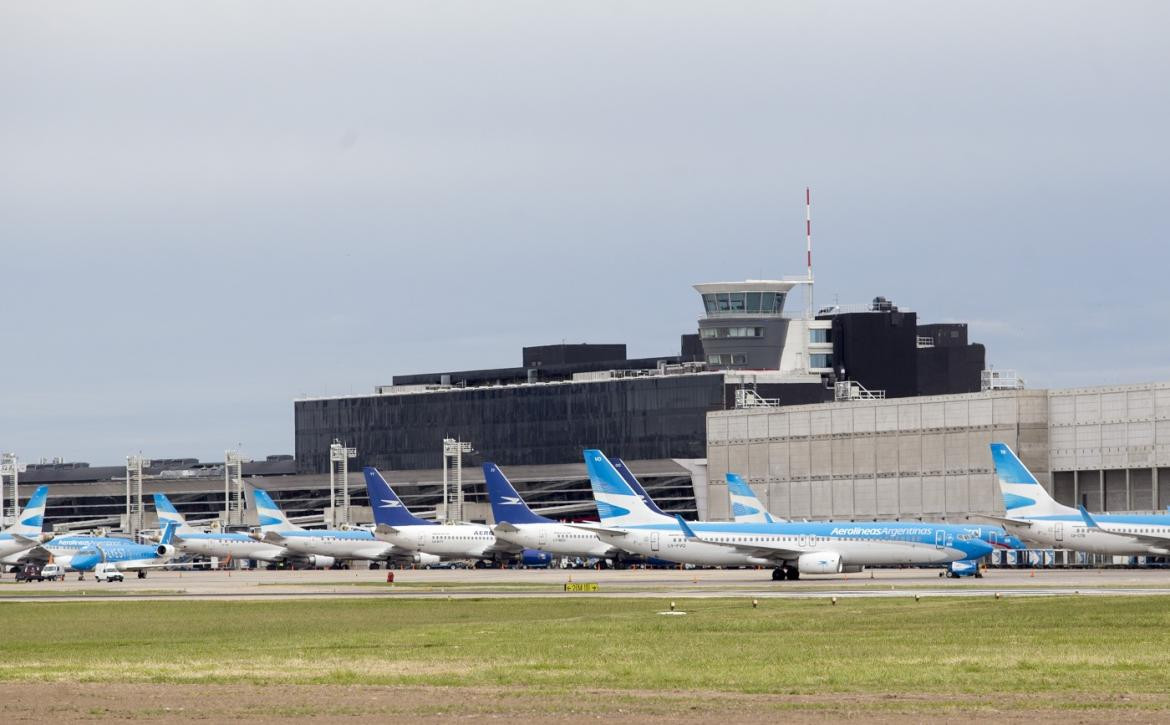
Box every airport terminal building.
[15,274,1169,534]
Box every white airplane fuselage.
[494,523,614,558]
[598,527,960,568]
[1004,519,1170,556]
[377,523,504,560]
[175,534,291,563]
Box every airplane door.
[1054,523,1064,543]
[538,529,547,547]
[934,530,945,549]
[650,532,660,552]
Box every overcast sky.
[2,2,1167,465]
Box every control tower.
[694,279,831,374]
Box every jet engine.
[155,544,175,557]
[304,555,336,569]
[413,552,441,567]
[797,551,843,575]
[520,549,552,568]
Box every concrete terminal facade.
[706,382,1170,521]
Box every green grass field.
[2,596,1169,715]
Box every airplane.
[721,471,1018,563]
[70,522,181,578]
[153,493,332,569]
[0,485,50,565]
[578,449,994,580]
[251,486,434,568]
[986,442,1170,556]
[363,467,523,564]
[483,461,620,560]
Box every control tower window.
[703,294,719,314]
[729,293,746,312]
[717,293,730,312]
[745,292,761,313]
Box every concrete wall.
[707,389,1049,520]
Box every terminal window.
[809,328,832,343]
[809,353,833,368]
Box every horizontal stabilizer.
[965,513,1034,528]
[492,522,520,534]
[674,514,698,539]
[568,523,629,537]
[1077,504,1101,529]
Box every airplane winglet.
[674,514,699,539]
[1077,504,1101,529]
[492,522,520,534]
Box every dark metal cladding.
[295,373,726,475]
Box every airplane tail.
[159,521,179,546]
[362,467,433,527]
[726,473,782,523]
[612,458,669,516]
[990,442,1076,518]
[583,449,672,527]
[251,486,303,532]
[152,493,193,533]
[4,485,48,538]
[483,462,551,525]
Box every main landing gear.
[771,566,800,581]
[137,570,147,579]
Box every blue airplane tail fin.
[152,493,189,532]
[990,442,1075,518]
[251,486,303,532]
[6,485,48,538]
[362,467,433,527]
[159,521,178,546]
[584,449,670,526]
[483,462,551,525]
[727,473,784,523]
[612,458,669,516]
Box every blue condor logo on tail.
[732,503,761,517]
[483,462,552,525]
[362,467,434,527]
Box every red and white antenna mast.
[805,187,814,318]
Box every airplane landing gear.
[785,566,800,581]
[137,570,147,579]
[771,567,784,581]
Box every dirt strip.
[2,683,1167,723]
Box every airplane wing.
[492,522,520,534]
[674,515,802,560]
[568,523,630,537]
[375,524,401,536]
[262,532,287,545]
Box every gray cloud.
[1,1,1167,463]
